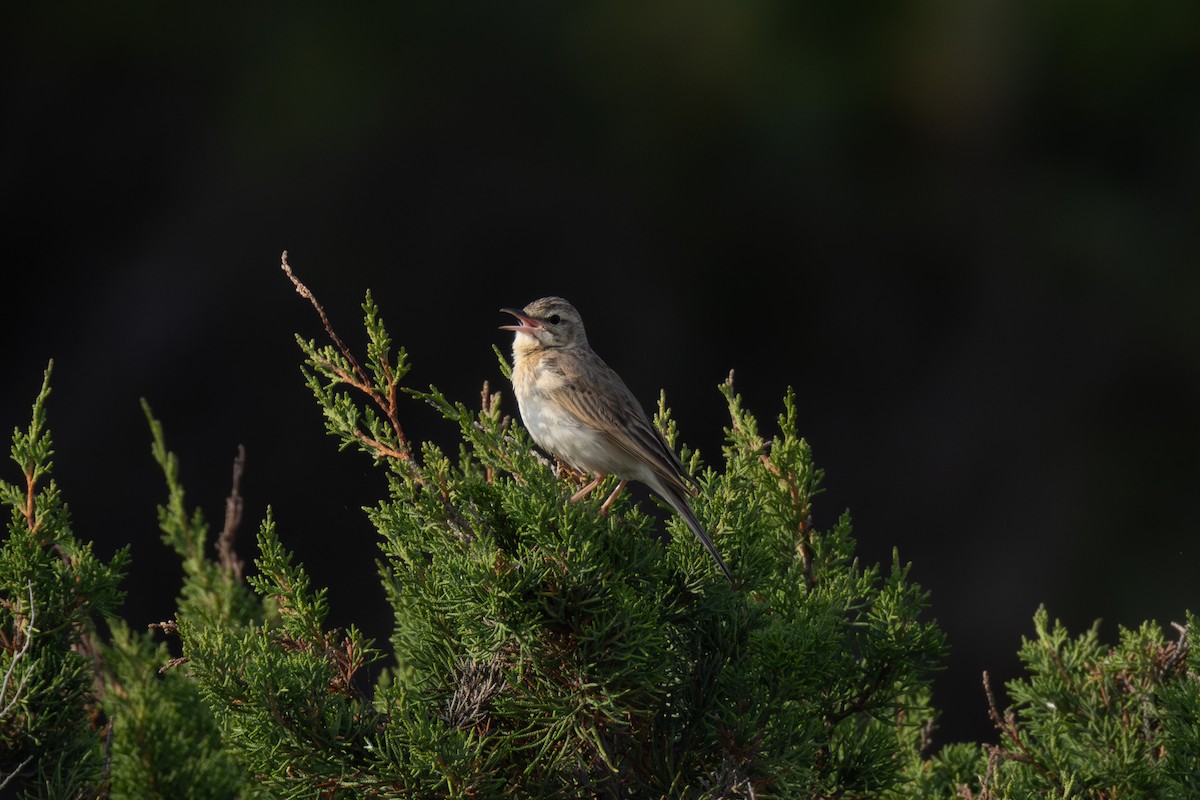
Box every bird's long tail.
[654,482,733,583]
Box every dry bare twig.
[983,670,1052,781]
[281,251,418,473]
[216,445,246,579]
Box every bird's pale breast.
[513,353,647,480]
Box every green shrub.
[1,268,1193,798]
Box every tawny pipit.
[500,297,733,583]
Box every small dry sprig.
[983,670,1052,780]
[148,620,178,636]
[444,656,506,733]
[479,381,504,484]
[281,251,420,478]
[1158,621,1189,678]
[148,620,187,673]
[956,746,1000,800]
[216,445,246,579]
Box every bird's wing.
[549,350,695,495]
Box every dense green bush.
[1,274,1194,798]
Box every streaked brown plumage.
[500,297,732,582]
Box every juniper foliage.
[272,286,948,797]
[974,608,1198,799]
[0,364,129,797]
[100,620,246,800]
[1,279,1196,798]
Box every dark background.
[3,4,1197,748]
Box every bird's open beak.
[499,307,542,335]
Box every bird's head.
[500,297,589,352]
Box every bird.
[499,297,733,583]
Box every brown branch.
[158,656,188,674]
[983,671,1054,781]
[960,745,1001,800]
[216,445,246,579]
[26,460,67,565]
[350,428,411,461]
[281,251,419,475]
[481,381,499,484]
[22,462,44,540]
[281,251,365,385]
[23,468,35,531]
[19,467,106,701]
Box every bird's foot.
[598,480,628,516]
[570,474,606,503]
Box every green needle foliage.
[975,609,1199,798]
[0,268,1195,798]
[0,364,129,798]
[101,620,245,800]
[905,609,1200,799]
[283,279,947,796]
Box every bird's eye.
[548,314,561,325]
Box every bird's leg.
[598,480,629,516]
[570,474,606,503]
